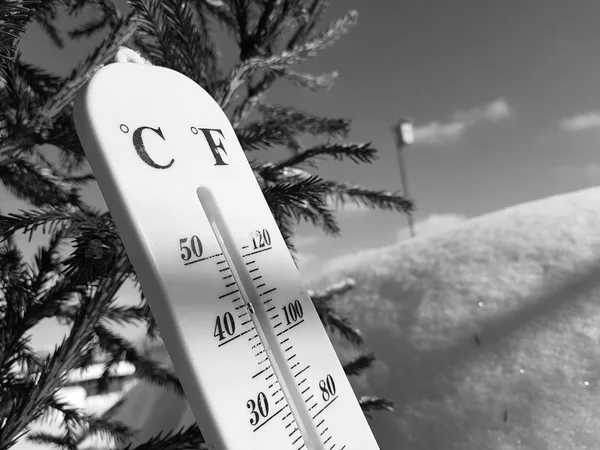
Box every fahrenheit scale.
[74,62,381,450]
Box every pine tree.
[0,1,411,449]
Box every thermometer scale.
[74,62,381,450]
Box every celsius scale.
[74,62,381,450]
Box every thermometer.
[73,62,381,450]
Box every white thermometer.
[73,62,381,450]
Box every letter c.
[132,126,174,169]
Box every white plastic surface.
[73,63,381,450]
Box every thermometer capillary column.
[196,186,326,450]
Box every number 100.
[282,300,303,325]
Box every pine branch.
[258,104,351,138]
[358,396,395,419]
[235,120,291,151]
[68,14,111,40]
[197,0,237,34]
[274,68,338,92]
[45,106,89,172]
[0,206,90,241]
[286,0,328,49]
[262,166,406,236]
[28,228,64,298]
[168,0,220,90]
[0,1,39,64]
[1,55,39,132]
[93,325,184,397]
[0,254,130,449]
[129,0,220,91]
[0,158,82,208]
[262,173,341,235]
[262,174,328,209]
[308,279,364,345]
[271,143,378,171]
[230,76,272,127]
[33,12,137,128]
[11,59,63,100]
[217,8,357,119]
[62,212,129,284]
[33,7,64,48]
[235,105,351,151]
[293,9,357,59]
[67,0,122,39]
[123,424,205,450]
[63,173,94,184]
[323,180,414,214]
[126,0,167,64]
[343,353,376,377]
[27,395,133,450]
[103,303,148,327]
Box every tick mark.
[294,365,311,378]
[217,328,252,347]
[243,247,272,257]
[252,405,286,432]
[219,289,239,299]
[260,287,276,297]
[276,319,305,336]
[184,252,223,266]
[252,366,270,379]
[312,396,338,419]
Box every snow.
[12,186,600,450]
[310,186,600,449]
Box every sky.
[4,0,600,348]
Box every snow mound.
[310,186,600,449]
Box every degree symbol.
[120,124,130,133]
[191,126,198,135]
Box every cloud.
[559,112,600,132]
[413,98,512,146]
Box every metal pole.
[393,122,416,237]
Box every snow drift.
[312,186,600,450]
